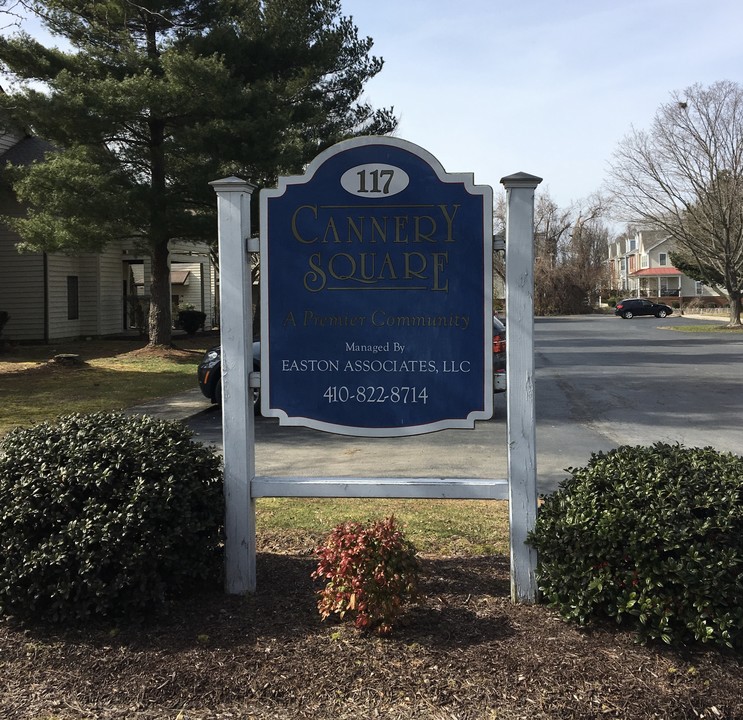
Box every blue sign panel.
[260,137,492,436]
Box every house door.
[123,261,146,331]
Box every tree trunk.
[143,16,173,349]
[729,293,742,326]
[148,239,172,347]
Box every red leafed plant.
[311,516,420,635]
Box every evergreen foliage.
[669,250,726,289]
[0,412,223,623]
[528,443,743,649]
[0,0,396,346]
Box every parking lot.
[190,314,743,494]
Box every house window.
[695,281,705,296]
[660,279,674,295]
[641,254,649,269]
[620,257,626,272]
[67,276,79,320]
[628,239,637,251]
[659,253,668,266]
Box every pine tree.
[0,0,395,346]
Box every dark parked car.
[198,320,507,405]
[197,341,260,408]
[614,298,673,319]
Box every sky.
[340,0,743,209]
[4,0,743,212]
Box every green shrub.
[0,412,223,623]
[312,516,419,635]
[178,309,206,335]
[527,443,743,649]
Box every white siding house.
[0,212,45,340]
[0,131,218,342]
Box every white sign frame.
[211,156,541,604]
[259,136,493,437]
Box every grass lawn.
[0,335,212,435]
[257,497,510,557]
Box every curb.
[680,313,731,323]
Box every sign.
[260,137,493,436]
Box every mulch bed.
[1,548,741,720]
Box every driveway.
[537,314,743,456]
[189,314,743,494]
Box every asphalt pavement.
[132,313,728,431]
[125,312,738,496]
[126,312,731,424]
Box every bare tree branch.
[607,81,743,325]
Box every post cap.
[500,172,543,189]
[209,176,257,194]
